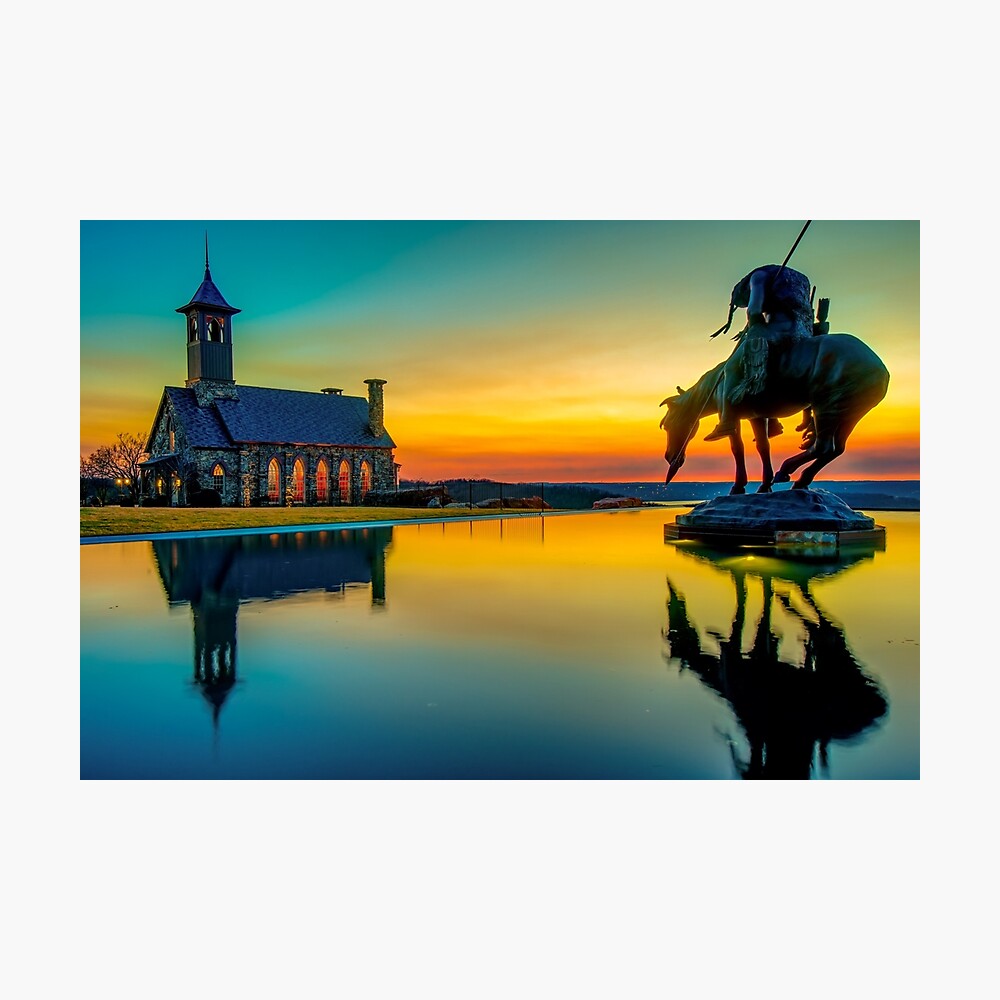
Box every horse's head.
[660,384,691,483]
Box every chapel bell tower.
[176,235,241,404]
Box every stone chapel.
[140,243,397,506]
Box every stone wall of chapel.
[190,449,243,506]
[248,446,396,506]
[366,450,396,493]
[147,398,186,458]
[142,399,190,502]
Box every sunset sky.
[80,220,919,482]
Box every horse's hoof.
[729,486,746,495]
[756,485,772,494]
[791,482,810,490]
[773,471,790,483]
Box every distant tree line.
[399,478,625,510]
[81,432,147,505]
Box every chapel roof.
[162,385,395,450]
[162,386,232,448]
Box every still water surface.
[80,509,919,779]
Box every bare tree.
[80,454,105,505]
[87,433,147,503]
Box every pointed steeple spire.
[177,233,240,314]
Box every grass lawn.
[80,504,550,538]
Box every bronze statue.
[660,274,889,489]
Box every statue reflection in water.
[662,543,888,779]
[151,527,392,728]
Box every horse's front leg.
[750,418,774,492]
[729,424,747,494]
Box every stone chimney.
[363,378,387,438]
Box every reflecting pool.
[80,509,919,779]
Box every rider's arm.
[747,270,768,324]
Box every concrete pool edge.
[79,507,645,545]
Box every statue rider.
[704,264,815,442]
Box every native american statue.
[660,226,890,491]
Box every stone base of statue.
[663,489,885,552]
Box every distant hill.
[399,478,919,511]
[400,479,624,510]
[566,480,920,510]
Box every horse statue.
[660,333,889,490]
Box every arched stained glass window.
[339,460,351,503]
[212,464,225,494]
[293,458,305,502]
[360,460,372,498]
[316,460,329,503]
[267,458,281,501]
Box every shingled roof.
[160,387,233,448]
[164,385,395,449]
[175,266,241,315]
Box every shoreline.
[80,501,918,545]
[79,507,619,545]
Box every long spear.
[773,219,811,282]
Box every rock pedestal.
[664,489,885,550]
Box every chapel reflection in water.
[662,543,888,779]
[151,527,393,726]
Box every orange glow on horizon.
[80,396,920,482]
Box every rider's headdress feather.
[710,269,772,339]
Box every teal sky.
[81,219,918,328]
